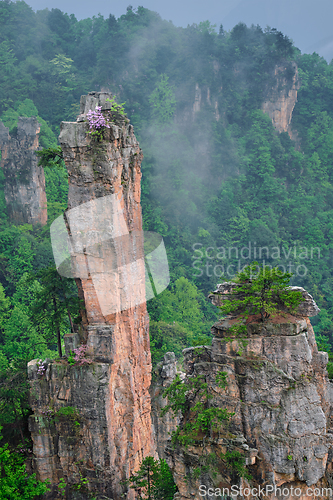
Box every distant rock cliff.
[262,62,300,136]
[188,61,299,134]
[28,92,155,499]
[0,117,47,225]
[165,284,333,500]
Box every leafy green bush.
[0,426,50,499]
[162,371,230,447]
[106,97,127,118]
[128,456,176,500]
[218,262,304,335]
[54,406,80,422]
[161,370,252,481]
[221,450,252,481]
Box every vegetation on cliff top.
[219,262,304,333]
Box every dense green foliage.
[128,456,177,500]
[27,266,81,357]
[161,369,251,481]
[0,0,333,452]
[218,262,304,332]
[162,371,230,446]
[149,276,215,366]
[0,427,49,499]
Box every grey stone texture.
[166,292,333,500]
[0,117,47,225]
[150,353,183,459]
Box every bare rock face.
[150,353,183,459]
[262,62,300,136]
[29,92,155,499]
[166,287,333,500]
[28,359,114,497]
[0,117,47,225]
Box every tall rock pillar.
[262,62,300,137]
[28,92,155,499]
[0,117,47,225]
[166,285,333,500]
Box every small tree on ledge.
[218,262,304,329]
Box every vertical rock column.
[0,117,47,225]
[29,92,155,499]
[262,62,300,136]
[166,285,333,500]
[60,91,156,490]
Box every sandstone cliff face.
[191,61,299,131]
[0,117,47,225]
[165,285,333,500]
[29,92,155,499]
[262,62,300,136]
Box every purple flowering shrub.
[86,99,127,141]
[74,344,92,365]
[40,407,55,420]
[68,345,92,366]
[17,446,33,454]
[37,359,46,377]
[86,105,110,141]
[16,438,33,455]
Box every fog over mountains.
[25,0,333,62]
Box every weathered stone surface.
[79,91,118,116]
[0,117,47,225]
[0,120,9,143]
[212,316,308,339]
[262,62,300,136]
[29,93,155,499]
[289,286,321,317]
[167,287,333,500]
[64,333,80,356]
[150,353,183,459]
[208,282,237,308]
[29,359,114,496]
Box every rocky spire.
[0,117,47,225]
[262,62,300,137]
[28,92,156,499]
[166,284,333,500]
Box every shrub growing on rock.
[218,262,304,333]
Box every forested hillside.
[1,0,333,451]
